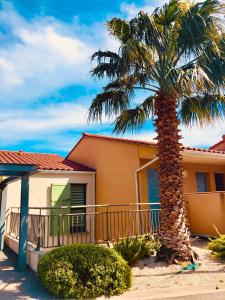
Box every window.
[196,172,208,192]
[215,173,225,191]
[70,184,86,232]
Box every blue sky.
[0,0,223,156]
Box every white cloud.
[120,0,168,18]
[180,123,224,148]
[121,122,224,149]
[0,95,111,149]
[0,2,223,154]
[0,6,119,104]
[1,103,87,133]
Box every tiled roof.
[209,135,225,150]
[0,150,94,172]
[183,146,225,155]
[67,132,225,157]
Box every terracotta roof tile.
[209,135,225,150]
[182,146,225,154]
[0,150,94,172]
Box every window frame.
[70,183,87,233]
[214,173,225,191]
[196,172,209,192]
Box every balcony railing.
[5,203,160,250]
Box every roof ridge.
[83,132,157,145]
[83,133,225,154]
[0,150,60,156]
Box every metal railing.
[5,203,160,250]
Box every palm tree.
[88,0,225,263]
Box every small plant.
[37,243,131,299]
[207,226,225,258]
[114,235,160,265]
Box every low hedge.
[37,243,131,299]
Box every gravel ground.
[130,238,225,292]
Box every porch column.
[18,175,29,271]
[0,188,7,250]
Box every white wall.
[5,172,94,209]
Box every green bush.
[37,244,131,299]
[207,227,225,258]
[114,235,160,265]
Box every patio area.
[0,246,52,300]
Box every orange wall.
[139,162,225,203]
[185,192,225,235]
[69,137,225,204]
[183,163,225,193]
[68,137,140,206]
[69,136,225,236]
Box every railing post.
[35,208,41,251]
[106,206,110,244]
[57,213,60,247]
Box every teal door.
[147,169,160,230]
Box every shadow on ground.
[0,246,55,300]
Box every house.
[67,133,225,236]
[0,151,95,270]
[209,135,225,151]
[1,133,225,270]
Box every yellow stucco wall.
[68,137,141,206]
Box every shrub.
[207,227,225,258]
[114,235,160,265]
[37,244,131,299]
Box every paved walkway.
[106,286,225,300]
[0,246,54,300]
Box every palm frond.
[91,51,122,78]
[131,11,163,53]
[199,37,225,87]
[88,90,130,122]
[179,93,225,126]
[153,0,181,27]
[177,0,222,56]
[113,96,155,133]
[108,18,131,43]
[175,64,214,96]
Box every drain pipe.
[135,156,159,204]
[135,156,158,235]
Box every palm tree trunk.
[155,92,197,263]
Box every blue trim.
[0,164,36,175]
[18,175,29,271]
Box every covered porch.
[0,163,37,271]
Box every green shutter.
[51,184,71,236]
[70,184,86,231]
[51,184,70,206]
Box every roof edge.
[66,132,157,159]
[66,132,86,159]
[66,133,225,158]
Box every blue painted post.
[18,175,29,271]
[0,189,7,250]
